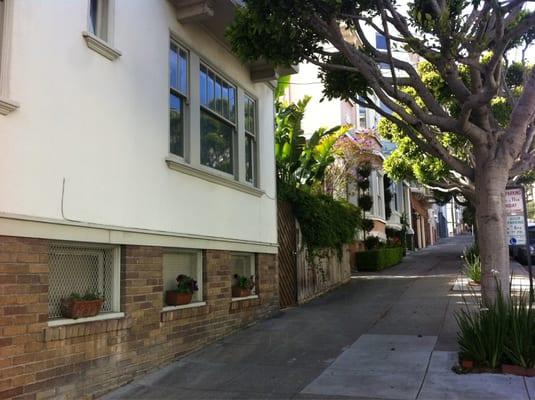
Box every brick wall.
[0,236,279,399]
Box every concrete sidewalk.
[103,236,533,399]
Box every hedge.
[356,247,404,271]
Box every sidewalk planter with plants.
[232,274,255,298]
[456,288,535,376]
[60,291,104,319]
[165,274,199,306]
[463,243,481,285]
[356,246,404,271]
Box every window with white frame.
[169,41,188,158]
[0,1,4,58]
[163,251,203,305]
[88,0,111,42]
[376,172,385,218]
[244,94,257,184]
[231,253,256,296]
[357,97,367,129]
[199,64,237,175]
[48,243,120,319]
[0,0,18,115]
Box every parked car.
[516,225,535,265]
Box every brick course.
[0,236,279,399]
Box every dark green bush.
[356,247,404,271]
[361,218,374,233]
[364,236,382,250]
[281,185,361,256]
[358,194,373,212]
[456,289,535,369]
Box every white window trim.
[82,0,121,61]
[231,295,258,302]
[163,248,203,304]
[166,31,262,192]
[47,312,124,327]
[162,301,206,312]
[165,155,264,197]
[47,243,121,321]
[243,92,259,187]
[0,0,18,115]
[231,252,257,299]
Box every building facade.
[0,1,286,398]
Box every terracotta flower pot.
[60,298,103,319]
[502,364,535,376]
[166,291,193,306]
[232,287,252,298]
[461,360,474,369]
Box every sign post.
[505,187,533,302]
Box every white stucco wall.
[0,1,277,248]
[285,62,342,135]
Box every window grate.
[48,243,116,318]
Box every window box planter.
[232,287,252,298]
[166,291,193,306]
[60,298,103,319]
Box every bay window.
[169,42,188,158]
[166,36,262,193]
[200,64,237,175]
[244,95,257,184]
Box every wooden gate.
[277,201,298,308]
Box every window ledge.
[231,295,258,302]
[47,312,125,327]
[82,31,122,61]
[162,301,206,312]
[0,97,19,115]
[165,156,264,197]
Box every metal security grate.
[48,243,116,318]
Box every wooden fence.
[277,201,352,308]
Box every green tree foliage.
[275,95,349,192]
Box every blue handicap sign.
[510,238,517,245]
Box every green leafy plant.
[504,293,535,369]
[358,195,373,212]
[364,236,382,250]
[174,274,199,294]
[234,274,255,290]
[283,187,361,258]
[361,218,374,233]
[455,286,509,369]
[463,244,481,284]
[356,247,404,271]
[67,290,103,301]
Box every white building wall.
[0,1,277,251]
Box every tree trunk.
[475,163,510,304]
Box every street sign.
[505,188,525,215]
[507,215,526,245]
[506,188,527,245]
[506,186,533,301]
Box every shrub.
[456,291,508,369]
[356,247,403,271]
[505,293,535,368]
[364,236,382,250]
[456,288,535,369]
[361,218,374,233]
[358,194,373,212]
[463,244,481,284]
[282,186,361,257]
[174,274,199,294]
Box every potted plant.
[232,274,255,298]
[166,274,198,306]
[60,291,104,319]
